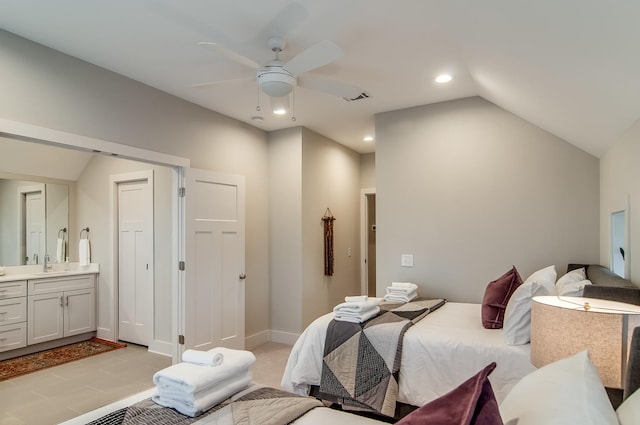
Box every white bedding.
[281,302,536,407]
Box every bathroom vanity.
[0,264,99,360]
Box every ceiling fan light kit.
[257,68,296,97]
[195,35,364,122]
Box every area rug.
[0,338,126,381]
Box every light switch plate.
[401,254,414,267]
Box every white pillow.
[558,278,592,297]
[555,268,587,295]
[503,265,557,345]
[524,264,557,287]
[617,387,640,425]
[500,350,618,425]
[556,267,585,286]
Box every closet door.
[183,168,245,351]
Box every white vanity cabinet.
[0,280,27,352]
[27,274,96,345]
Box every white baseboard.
[96,327,114,342]
[268,330,299,346]
[245,329,300,348]
[148,340,172,357]
[245,330,270,350]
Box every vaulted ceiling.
[1,1,639,157]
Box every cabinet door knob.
[239,273,246,280]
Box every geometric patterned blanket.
[319,298,446,417]
[85,386,322,425]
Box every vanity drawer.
[28,275,95,295]
[0,297,27,325]
[0,281,27,299]
[0,322,27,352]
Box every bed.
[282,263,640,417]
[281,301,535,408]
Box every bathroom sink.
[31,271,71,277]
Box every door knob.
[239,273,246,280]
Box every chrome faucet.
[43,254,52,272]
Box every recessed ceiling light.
[435,74,453,84]
[363,135,374,142]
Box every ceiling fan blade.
[196,42,261,70]
[298,75,365,99]
[284,40,343,75]
[192,76,254,89]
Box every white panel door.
[118,179,153,345]
[184,168,245,351]
[25,189,45,265]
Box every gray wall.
[268,128,303,336]
[360,153,376,188]
[375,97,600,302]
[269,127,361,335]
[600,117,640,285]
[0,29,270,347]
[301,128,361,329]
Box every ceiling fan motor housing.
[257,67,297,97]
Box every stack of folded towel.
[152,347,256,417]
[333,295,382,323]
[384,282,418,303]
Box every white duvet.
[281,302,536,406]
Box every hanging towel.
[56,238,66,263]
[79,238,91,266]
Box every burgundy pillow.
[395,362,502,425]
[481,266,522,329]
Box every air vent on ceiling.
[342,92,370,102]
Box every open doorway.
[360,188,376,296]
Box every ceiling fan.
[193,36,365,116]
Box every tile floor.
[0,341,292,425]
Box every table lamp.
[531,295,640,388]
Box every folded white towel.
[384,291,417,303]
[182,349,224,367]
[391,282,416,289]
[335,306,380,323]
[153,348,256,394]
[344,295,368,303]
[333,298,381,314]
[153,371,251,417]
[79,238,91,266]
[386,283,418,294]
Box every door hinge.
[178,261,185,271]
[178,187,186,197]
[178,334,185,345]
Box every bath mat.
[0,338,126,381]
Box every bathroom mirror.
[0,135,92,267]
[0,178,69,266]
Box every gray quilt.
[319,298,446,417]
[85,387,322,425]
